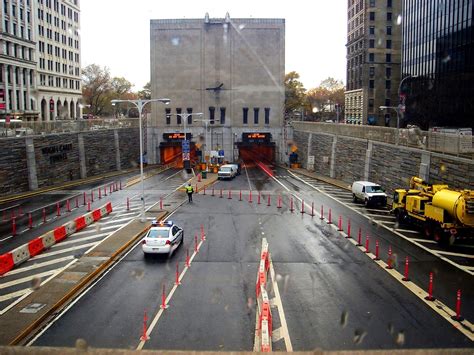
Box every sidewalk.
[0,171,219,345]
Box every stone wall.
[83,130,117,176]
[34,134,81,187]
[0,138,29,195]
[293,129,474,196]
[0,128,140,197]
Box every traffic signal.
[49,99,55,112]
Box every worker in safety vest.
[185,183,194,203]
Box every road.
[27,164,473,351]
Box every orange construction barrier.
[75,216,87,231]
[28,237,45,257]
[53,226,67,242]
[92,209,102,221]
[0,253,14,275]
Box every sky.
[80,0,347,91]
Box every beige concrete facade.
[345,0,401,127]
[149,15,285,163]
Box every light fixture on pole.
[111,98,170,222]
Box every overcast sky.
[80,0,347,91]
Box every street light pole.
[111,98,170,222]
[194,117,210,170]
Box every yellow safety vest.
[185,186,193,193]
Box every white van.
[351,181,387,208]
[218,164,238,180]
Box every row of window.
[38,1,78,22]
[38,25,79,48]
[0,64,34,86]
[163,107,272,125]
[3,1,31,22]
[38,74,80,90]
[1,88,35,111]
[369,11,393,22]
[38,58,80,76]
[38,41,80,63]
[3,19,32,40]
[348,0,392,18]
[3,41,34,61]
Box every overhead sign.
[182,139,190,153]
[163,132,192,142]
[242,132,272,143]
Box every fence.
[0,118,139,138]
[292,122,474,157]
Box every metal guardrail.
[292,122,474,158]
[0,118,139,138]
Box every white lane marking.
[0,235,13,242]
[409,238,437,244]
[394,228,420,234]
[0,289,31,302]
[268,253,293,352]
[287,170,474,276]
[243,163,253,191]
[109,211,139,217]
[436,250,474,259]
[5,256,74,275]
[32,242,98,259]
[0,290,32,315]
[101,217,134,225]
[0,270,57,290]
[364,213,395,219]
[455,244,474,250]
[50,233,109,248]
[95,224,125,231]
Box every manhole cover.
[20,303,47,314]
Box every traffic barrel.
[346,219,351,238]
[75,196,79,208]
[66,199,71,212]
[374,240,380,260]
[320,205,324,220]
[310,202,315,217]
[185,248,190,267]
[175,262,181,285]
[42,208,46,223]
[104,186,108,196]
[386,246,393,269]
[365,235,370,253]
[160,284,168,309]
[267,195,271,207]
[249,190,253,203]
[277,195,282,209]
[56,202,61,217]
[328,208,332,224]
[140,310,149,341]
[239,190,242,201]
[28,213,33,229]
[356,227,362,246]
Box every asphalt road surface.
[30,164,473,351]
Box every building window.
[176,108,182,125]
[386,26,392,35]
[209,106,215,124]
[165,108,171,125]
[369,12,375,21]
[387,12,392,21]
[386,53,391,62]
[387,0,392,7]
[369,67,375,77]
[386,40,392,49]
[369,39,375,48]
[370,0,375,6]
[385,99,391,106]
[186,108,192,125]
[369,99,374,108]
[386,67,391,78]
[386,80,391,89]
[253,108,259,124]
[369,26,375,35]
[220,107,226,124]
[264,108,270,125]
[369,53,374,62]
[369,80,374,89]
[243,107,248,124]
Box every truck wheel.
[423,223,433,238]
[364,199,369,207]
[352,194,357,203]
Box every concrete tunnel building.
[148,14,286,166]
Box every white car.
[218,164,238,180]
[142,220,184,257]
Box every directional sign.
[182,139,190,153]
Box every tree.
[82,64,112,116]
[306,77,345,121]
[284,71,306,119]
[138,82,151,100]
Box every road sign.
[182,139,190,153]
[182,152,190,161]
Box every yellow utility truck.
[392,177,474,246]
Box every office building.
[345,0,402,126]
[402,0,474,129]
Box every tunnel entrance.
[160,133,197,168]
[237,133,275,163]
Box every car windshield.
[366,185,383,193]
[220,167,231,172]
[147,229,169,238]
